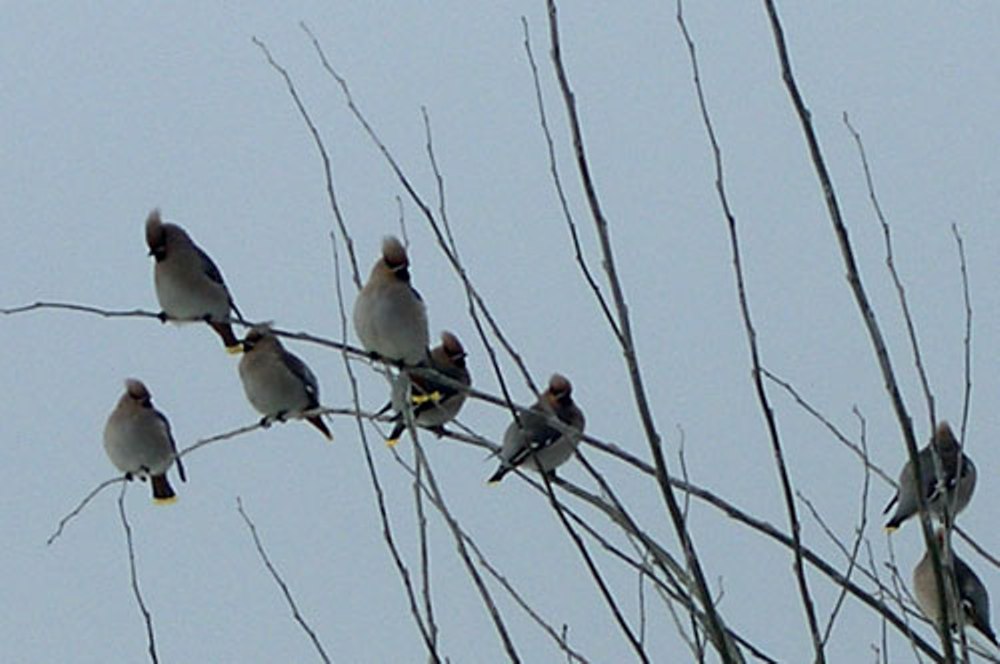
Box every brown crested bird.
[913,530,997,647]
[238,324,332,441]
[353,236,429,365]
[884,422,976,532]
[387,331,471,445]
[146,209,243,352]
[103,379,187,502]
[488,373,585,483]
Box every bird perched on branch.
[145,209,243,353]
[353,236,429,366]
[883,422,976,532]
[913,529,997,646]
[103,379,186,502]
[488,373,585,484]
[386,331,471,445]
[238,324,332,441]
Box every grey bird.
[913,530,998,646]
[146,209,243,352]
[488,373,585,484]
[884,422,976,532]
[103,379,187,502]
[352,236,429,365]
[238,324,332,440]
[387,331,471,445]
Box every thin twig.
[236,498,333,663]
[116,483,159,664]
[391,450,589,663]
[47,476,126,545]
[520,16,623,344]
[843,113,936,429]
[950,224,973,445]
[541,473,650,663]
[252,34,360,288]
[411,440,438,653]
[403,438,523,662]
[676,1,824,658]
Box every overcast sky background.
[3,2,1000,662]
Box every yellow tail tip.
[153,495,179,505]
[386,437,401,448]
[411,390,443,406]
[225,344,243,355]
[884,525,898,534]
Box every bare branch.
[116,483,159,664]
[237,498,333,663]
[252,33,361,288]
[541,473,650,663]
[843,114,936,429]
[391,449,589,663]
[950,225,973,446]
[520,16,623,344]
[47,476,126,546]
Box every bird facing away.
[883,422,976,532]
[103,379,187,502]
[387,331,471,445]
[238,324,332,441]
[352,236,429,365]
[488,373,585,484]
[145,209,243,353]
[913,530,998,647]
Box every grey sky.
[3,2,1000,661]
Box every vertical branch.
[391,449,589,664]
[411,443,439,652]
[540,474,650,664]
[758,1,954,658]
[401,438,524,662]
[236,498,333,663]
[520,17,624,344]
[675,2,825,659]
[116,483,159,664]
[543,2,738,660]
[950,225,973,443]
[253,34,361,289]
[842,114,936,429]
[328,232,440,662]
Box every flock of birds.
[103,209,585,499]
[103,209,995,651]
[883,421,997,647]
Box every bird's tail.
[487,465,510,485]
[209,321,242,354]
[386,421,406,447]
[307,415,333,442]
[151,474,177,503]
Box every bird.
[238,324,332,440]
[353,236,429,365]
[145,208,243,353]
[884,422,976,532]
[488,373,585,484]
[386,331,471,445]
[103,379,187,502]
[913,530,998,646]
